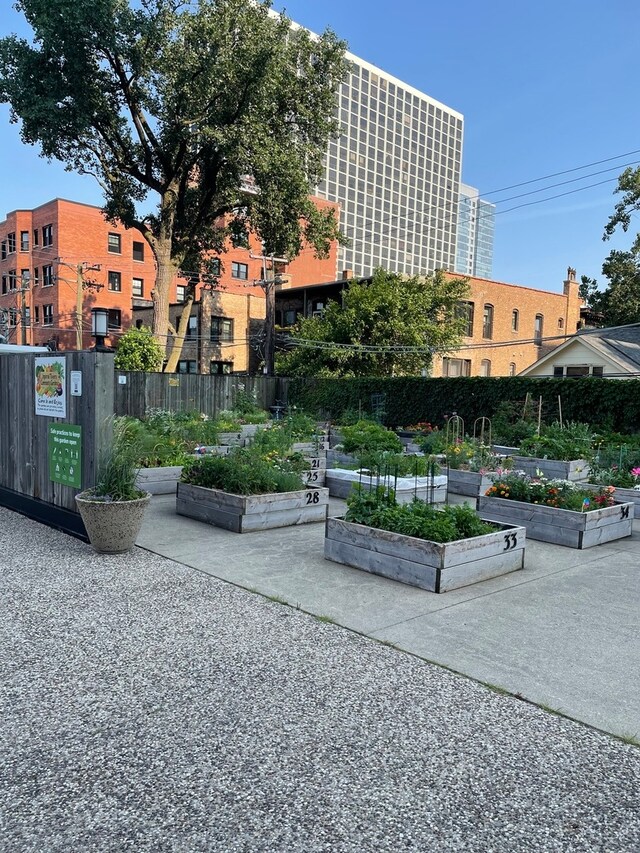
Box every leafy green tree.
[0,0,346,371]
[579,254,640,327]
[604,166,640,254]
[276,269,470,377]
[114,326,163,372]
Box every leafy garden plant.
[344,485,497,544]
[89,418,146,502]
[340,420,403,455]
[181,447,305,496]
[518,422,595,461]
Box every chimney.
[563,266,579,297]
[341,269,354,281]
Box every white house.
[520,323,640,379]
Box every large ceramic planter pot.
[135,466,183,495]
[176,483,329,532]
[324,517,526,593]
[511,456,590,482]
[476,495,633,549]
[75,492,151,553]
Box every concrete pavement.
[138,494,640,740]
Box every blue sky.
[1,0,639,293]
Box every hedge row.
[287,376,640,432]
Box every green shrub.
[340,420,403,455]
[518,422,594,461]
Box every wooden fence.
[114,371,290,418]
[0,352,114,531]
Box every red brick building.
[0,197,339,370]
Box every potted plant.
[325,486,525,592]
[477,470,633,549]
[75,419,151,553]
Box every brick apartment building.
[274,267,583,377]
[0,197,339,372]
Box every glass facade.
[314,53,464,278]
[454,183,495,279]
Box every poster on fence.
[35,356,67,418]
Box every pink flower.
[631,467,640,477]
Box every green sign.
[48,424,82,488]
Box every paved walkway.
[2,506,640,852]
[138,494,640,741]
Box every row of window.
[1,226,53,258]
[442,358,517,378]
[2,305,122,329]
[171,315,234,342]
[1,266,54,293]
[108,233,145,261]
[456,301,563,343]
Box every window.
[592,366,604,377]
[23,307,30,327]
[534,314,544,344]
[8,308,17,326]
[482,304,494,339]
[186,316,198,340]
[108,233,121,254]
[231,262,248,280]
[480,359,491,377]
[34,306,40,324]
[132,241,145,262]
[176,285,186,302]
[132,277,144,297]
[553,365,604,378]
[108,309,122,329]
[442,357,471,377]
[177,359,197,374]
[210,360,233,375]
[33,229,39,247]
[7,232,16,253]
[456,301,474,337]
[566,366,589,377]
[558,317,564,330]
[509,362,516,376]
[33,267,39,286]
[231,228,249,249]
[1,275,7,294]
[210,258,221,276]
[21,269,30,288]
[108,271,122,292]
[210,316,233,342]
[8,270,17,291]
[20,231,29,252]
[42,265,54,287]
[1,241,6,260]
[43,304,54,326]
[42,225,53,247]
[511,309,519,332]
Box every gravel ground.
[1,507,639,853]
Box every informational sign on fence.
[35,356,67,418]
[48,424,82,488]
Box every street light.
[91,307,109,350]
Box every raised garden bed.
[511,456,590,482]
[217,431,245,447]
[583,482,640,518]
[447,469,494,497]
[301,454,327,487]
[477,495,633,549]
[324,516,526,593]
[326,468,447,504]
[176,483,329,532]
[136,465,183,495]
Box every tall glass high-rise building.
[313,52,464,278]
[454,183,495,279]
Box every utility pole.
[74,262,102,350]
[249,251,287,376]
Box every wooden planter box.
[324,517,526,593]
[326,468,447,504]
[301,454,327,487]
[176,483,329,533]
[292,440,329,454]
[492,445,519,456]
[217,431,245,447]
[477,495,633,549]
[136,465,183,495]
[584,482,640,518]
[511,456,590,482]
[240,423,269,439]
[447,469,494,497]
[193,445,230,457]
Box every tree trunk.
[152,237,176,355]
[164,294,195,374]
